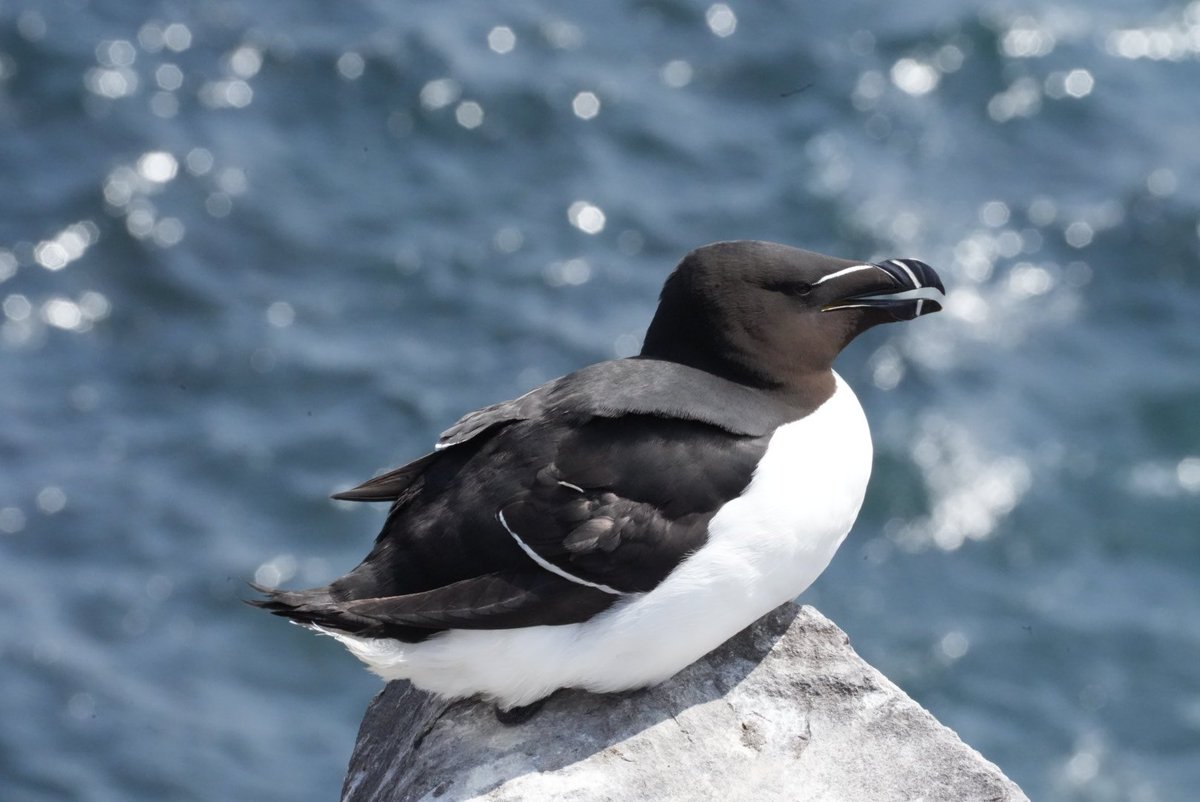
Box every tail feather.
[246,582,349,627]
[245,582,435,641]
[330,452,439,502]
[249,570,616,644]
[246,582,334,610]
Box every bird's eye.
[767,280,813,297]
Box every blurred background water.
[1,0,1198,799]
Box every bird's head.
[640,240,944,395]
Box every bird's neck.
[774,369,838,413]
[639,296,838,410]
[638,334,774,390]
[636,340,837,413]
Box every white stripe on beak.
[887,259,921,290]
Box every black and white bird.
[253,240,944,711]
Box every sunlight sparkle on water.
[944,287,988,325]
[1129,456,1200,498]
[79,291,111,321]
[0,507,25,534]
[868,344,904,391]
[34,221,98,271]
[0,251,16,283]
[1178,457,1200,493]
[138,21,166,52]
[542,20,583,50]
[152,218,185,248]
[420,78,461,110]
[544,258,592,287]
[572,91,600,120]
[266,302,295,328]
[126,205,156,239]
[217,167,248,195]
[162,23,192,53]
[493,227,524,254]
[200,79,253,109]
[229,46,263,79]
[42,298,84,330]
[155,63,183,91]
[337,52,365,81]
[455,101,484,129]
[661,60,693,88]
[1064,221,1094,248]
[254,554,297,588]
[1064,750,1100,786]
[979,201,1010,228]
[103,167,137,207]
[935,44,965,73]
[1044,69,1095,100]
[150,97,176,123]
[96,40,136,68]
[86,67,137,99]
[613,333,641,358]
[1062,69,1094,98]
[706,4,737,38]
[186,148,214,176]
[1106,3,1200,62]
[988,77,1041,122]
[3,294,31,321]
[900,419,1032,551]
[1146,168,1178,197]
[1001,17,1057,58]
[488,26,516,54]
[17,10,46,41]
[938,631,970,661]
[890,58,939,96]
[1028,197,1057,226]
[852,71,886,110]
[568,201,606,234]
[37,291,110,333]
[1008,263,1054,297]
[137,151,178,183]
[36,486,67,514]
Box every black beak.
[821,258,945,321]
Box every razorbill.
[253,240,944,711]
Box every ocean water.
[2,1,1198,799]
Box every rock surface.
[342,604,1028,802]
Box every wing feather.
[274,360,799,638]
[258,572,615,638]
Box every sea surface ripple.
[2,2,1198,800]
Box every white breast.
[326,372,874,709]
[702,370,874,607]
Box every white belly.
[327,372,873,708]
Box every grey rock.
[342,604,1028,802]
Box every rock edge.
[342,603,1028,802]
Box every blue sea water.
[2,0,1198,799]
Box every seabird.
[253,240,944,712]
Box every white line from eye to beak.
[812,263,884,286]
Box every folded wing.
[255,362,791,639]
